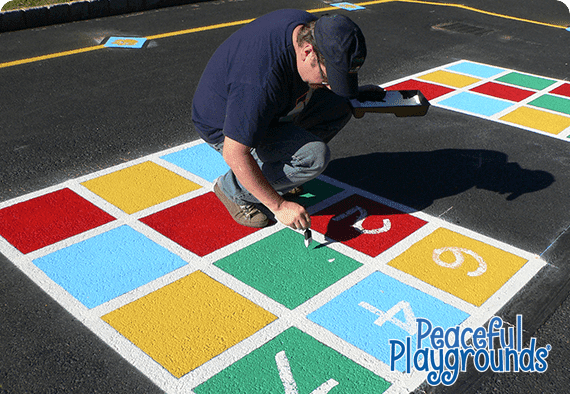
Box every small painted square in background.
[500,106,570,135]
[161,143,229,183]
[437,91,514,117]
[331,2,366,10]
[104,37,147,49]
[529,94,570,116]
[550,83,570,98]
[81,161,201,214]
[418,70,481,88]
[445,62,505,78]
[102,271,277,378]
[194,327,391,394]
[140,192,264,257]
[470,82,535,102]
[0,188,115,254]
[388,227,528,306]
[307,271,469,372]
[214,229,362,309]
[33,225,187,308]
[311,194,427,257]
[385,79,454,100]
[287,178,343,208]
[495,72,556,91]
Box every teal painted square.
[161,143,229,182]
[331,2,366,10]
[104,37,147,49]
[438,91,513,116]
[287,178,343,208]
[529,94,570,115]
[33,226,187,308]
[496,72,556,90]
[307,272,469,372]
[214,229,362,309]
[194,327,391,394]
[446,62,505,78]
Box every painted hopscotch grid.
[384,59,570,141]
[0,139,546,393]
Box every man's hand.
[273,200,311,230]
[357,84,386,102]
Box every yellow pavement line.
[145,18,255,40]
[0,0,566,70]
[394,0,568,30]
[0,45,105,69]
[145,6,340,40]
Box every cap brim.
[327,65,359,99]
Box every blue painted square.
[437,91,514,117]
[446,62,505,78]
[307,272,469,372]
[33,226,187,308]
[331,2,366,11]
[161,144,229,183]
[104,37,147,49]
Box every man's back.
[191,9,316,147]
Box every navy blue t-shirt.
[191,9,317,147]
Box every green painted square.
[194,327,391,394]
[288,178,343,208]
[495,72,556,91]
[530,94,570,115]
[214,229,362,309]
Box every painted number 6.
[432,247,487,277]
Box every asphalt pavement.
[1,0,570,393]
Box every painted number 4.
[359,300,418,335]
[275,351,339,394]
[332,206,391,234]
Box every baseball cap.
[313,14,367,98]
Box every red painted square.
[470,82,535,102]
[311,195,427,257]
[0,188,115,254]
[385,79,454,100]
[140,192,265,257]
[550,83,570,98]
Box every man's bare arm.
[222,136,311,230]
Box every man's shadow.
[317,149,554,242]
[324,149,554,210]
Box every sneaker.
[214,182,268,228]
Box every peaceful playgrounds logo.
[389,315,552,386]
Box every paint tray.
[350,89,430,118]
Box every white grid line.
[0,136,547,391]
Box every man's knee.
[302,140,331,175]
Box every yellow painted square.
[388,228,528,307]
[500,106,570,135]
[102,271,277,378]
[418,70,481,88]
[81,162,201,214]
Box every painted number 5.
[332,206,391,235]
[432,247,487,277]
